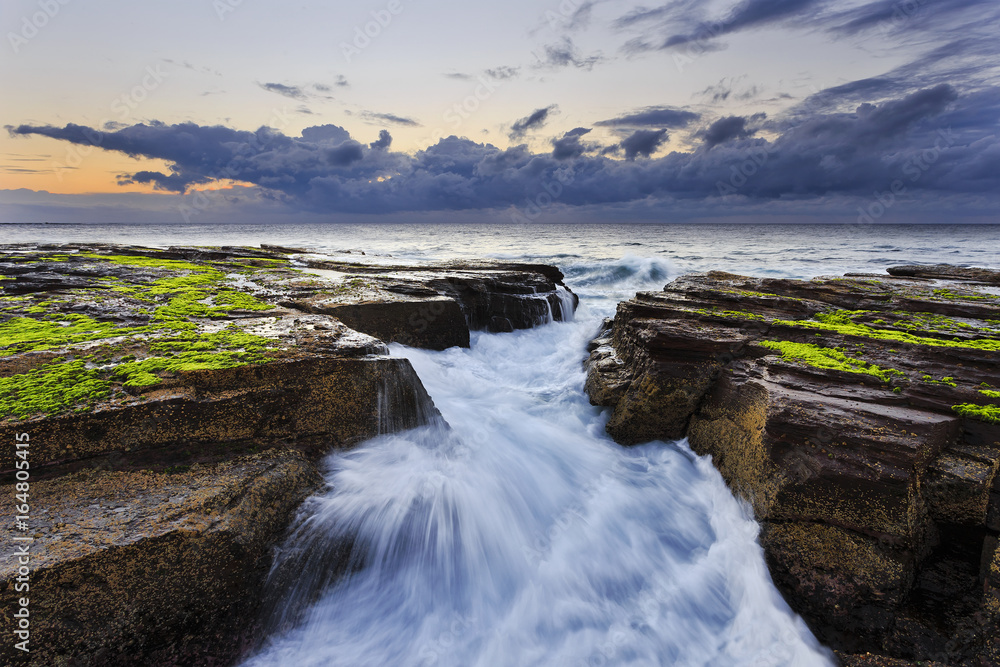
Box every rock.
[586,267,1000,664]
[0,449,321,666]
[886,265,1000,284]
[0,243,574,664]
[292,257,578,341]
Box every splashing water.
[242,261,834,667]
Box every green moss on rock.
[773,309,1000,351]
[0,360,110,418]
[952,402,1000,424]
[760,340,903,383]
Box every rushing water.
[241,293,834,666]
[6,223,998,665]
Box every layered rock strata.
[0,243,575,665]
[586,266,1000,665]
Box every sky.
[1,0,999,224]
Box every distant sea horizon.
[2,222,998,283]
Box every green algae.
[0,314,142,356]
[113,349,268,388]
[931,288,995,302]
[696,308,766,321]
[114,327,276,388]
[76,252,208,273]
[887,311,979,335]
[212,290,276,311]
[952,403,1000,424]
[0,250,296,413]
[979,389,1000,399]
[922,375,958,387]
[760,340,904,383]
[0,360,110,419]
[773,309,1000,352]
[152,289,274,324]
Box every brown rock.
[586,267,1000,664]
[0,449,322,666]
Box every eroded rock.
[586,267,1000,664]
[0,243,575,664]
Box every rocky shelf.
[0,243,576,665]
[586,265,1000,666]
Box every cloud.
[358,111,421,127]
[698,114,764,147]
[826,0,992,37]
[370,130,392,150]
[484,66,520,80]
[301,124,352,144]
[509,105,558,139]
[620,128,669,160]
[595,106,699,128]
[535,38,602,70]
[552,127,593,159]
[566,1,595,30]
[9,84,998,218]
[698,76,762,103]
[258,82,307,100]
[614,0,999,56]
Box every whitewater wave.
[562,255,676,302]
[242,296,834,667]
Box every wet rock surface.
[0,243,575,665]
[586,266,1000,665]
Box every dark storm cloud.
[370,130,393,150]
[595,106,699,129]
[698,115,760,147]
[551,127,593,159]
[620,129,669,160]
[509,105,558,139]
[10,83,1000,214]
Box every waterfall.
[242,267,833,667]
